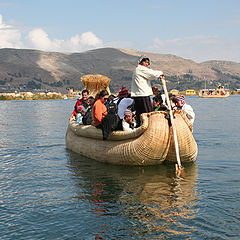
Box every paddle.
[160,75,183,175]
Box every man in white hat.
[131,55,164,127]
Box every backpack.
[101,98,123,139]
[106,98,122,114]
[107,101,118,115]
[82,107,93,125]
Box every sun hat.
[152,84,162,90]
[118,87,129,96]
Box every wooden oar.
[160,75,183,175]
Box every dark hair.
[108,94,116,102]
[170,96,179,104]
[88,96,95,105]
[82,89,89,95]
[140,58,150,64]
[153,94,163,104]
[168,93,175,98]
[96,90,109,100]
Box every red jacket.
[72,98,83,116]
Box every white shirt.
[114,98,134,119]
[182,104,195,125]
[131,65,163,97]
[122,119,137,132]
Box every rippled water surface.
[0,97,239,239]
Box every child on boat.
[76,105,88,124]
[122,109,137,132]
[76,96,95,124]
[153,94,168,111]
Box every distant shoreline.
[0,92,77,101]
[1,90,239,101]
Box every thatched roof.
[81,74,111,97]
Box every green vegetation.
[0,94,64,101]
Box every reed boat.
[199,86,230,98]
[65,110,198,165]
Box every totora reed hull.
[65,111,198,165]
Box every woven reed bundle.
[69,114,148,141]
[165,111,198,163]
[66,111,171,165]
[81,74,111,97]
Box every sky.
[0,0,240,63]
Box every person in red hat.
[114,87,134,130]
[131,55,164,127]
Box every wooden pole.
[160,76,183,173]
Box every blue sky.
[0,0,240,62]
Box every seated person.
[153,94,167,111]
[92,90,109,127]
[171,95,195,125]
[70,89,89,119]
[76,105,88,124]
[93,90,119,140]
[152,84,161,96]
[87,96,95,106]
[82,96,95,125]
[105,94,116,109]
[122,109,136,132]
[76,97,94,124]
[114,87,134,130]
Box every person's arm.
[183,104,195,123]
[139,67,164,80]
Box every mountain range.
[0,47,240,93]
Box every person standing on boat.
[131,55,164,127]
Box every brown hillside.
[0,47,240,93]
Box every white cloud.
[0,14,23,48]
[26,29,104,52]
[26,28,52,50]
[0,14,104,52]
[147,35,240,62]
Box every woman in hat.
[171,95,195,125]
[115,87,134,119]
[131,55,164,127]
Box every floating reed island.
[65,74,198,166]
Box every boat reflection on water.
[67,152,199,238]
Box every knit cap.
[124,109,133,118]
[137,55,151,65]
[175,96,185,107]
[118,87,129,96]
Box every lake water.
[0,96,239,240]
